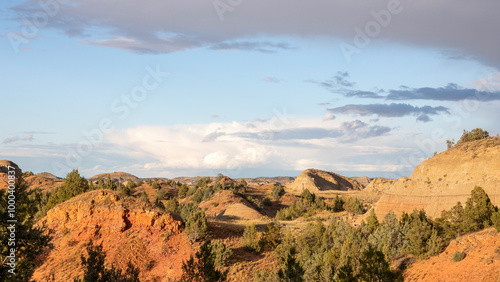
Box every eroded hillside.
[375,137,500,218]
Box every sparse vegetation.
[458,128,489,144]
[76,240,140,282]
[452,251,466,262]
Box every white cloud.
[99,116,404,176]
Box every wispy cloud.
[263,77,283,83]
[328,103,450,122]
[210,41,295,53]
[2,135,34,144]
[386,83,500,101]
[315,74,500,102]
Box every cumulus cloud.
[328,103,450,122]
[100,116,393,174]
[9,0,500,67]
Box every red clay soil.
[404,227,500,281]
[32,190,196,281]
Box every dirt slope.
[286,168,363,195]
[404,227,500,281]
[375,137,500,219]
[199,190,263,220]
[33,190,195,281]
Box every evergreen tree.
[181,240,228,282]
[178,184,189,199]
[42,169,90,215]
[463,186,496,232]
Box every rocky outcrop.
[0,160,22,176]
[0,160,22,190]
[363,178,396,194]
[375,137,500,219]
[89,172,139,183]
[286,168,363,194]
[33,190,195,281]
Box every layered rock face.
[286,168,363,194]
[375,137,500,219]
[33,190,195,281]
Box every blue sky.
[1,0,499,178]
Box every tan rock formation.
[89,172,139,183]
[0,160,22,177]
[286,168,363,194]
[363,178,396,194]
[375,137,500,219]
[199,190,263,220]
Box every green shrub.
[210,240,233,267]
[492,210,500,232]
[121,185,131,196]
[300,189,315,204]
[77,240,139,282]
[452,251,465,262]
[343,197,365,215]
[263,197,272,206]
[458,128,489,144]
[178,183,189,198]
[165,198,180,214]
[259,224,281,252]
[243,224,260,252]
[181,240,228,282]
[152,179,160,190]
[41,169,90,216]
[271,185,285,200]
[332,194,345,212]
[185,209,208,240]
[141,191,150,204]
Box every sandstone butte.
[375,137,500,219]
[285,168,364,195]
[32,189,195,282]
